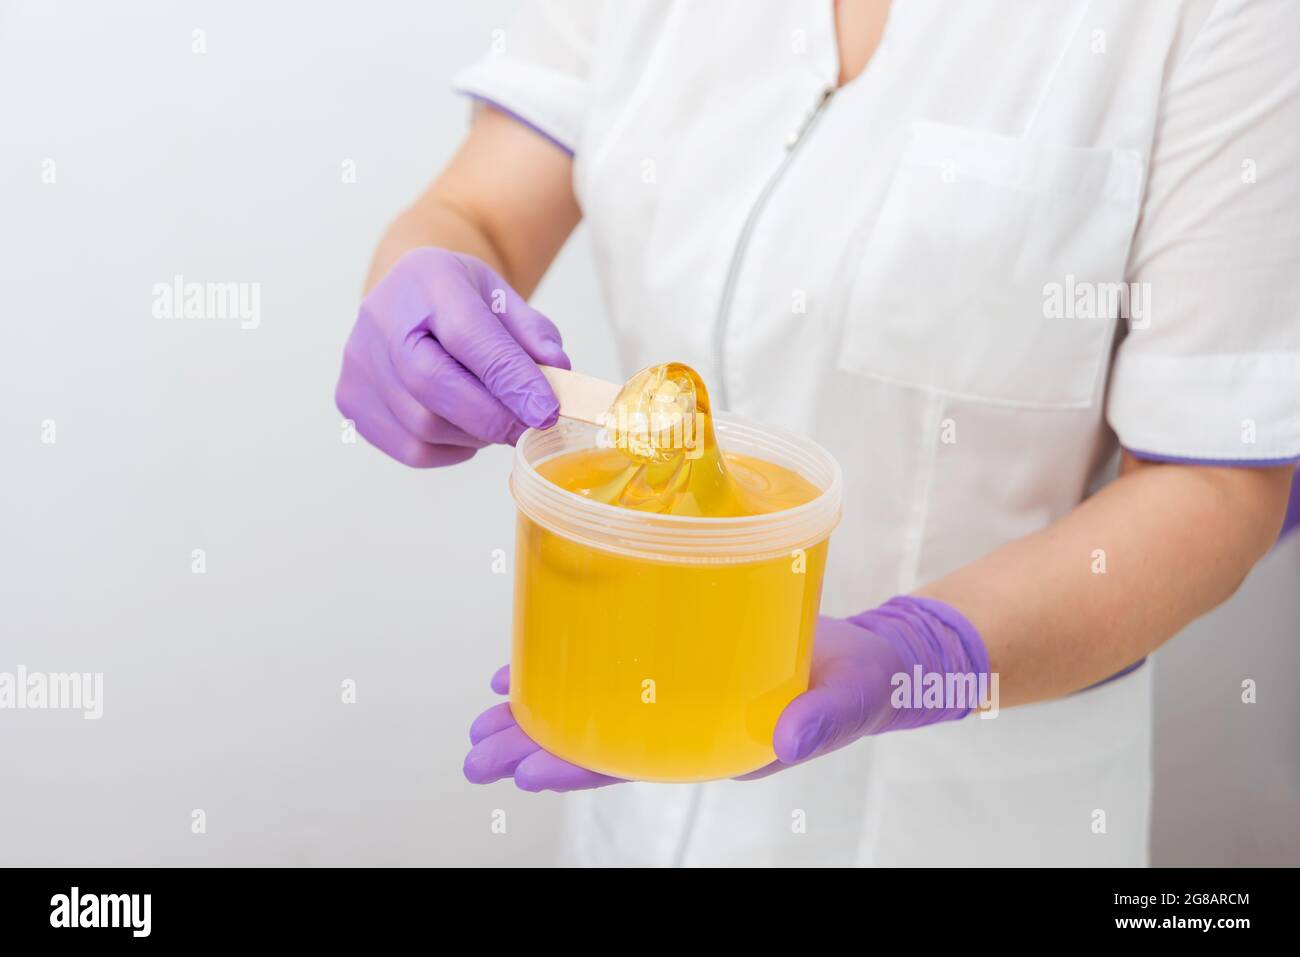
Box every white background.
[2,0,1297,866]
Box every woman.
[336,0,1299,865]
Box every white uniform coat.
[454,0,1300,865]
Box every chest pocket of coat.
[837,121,1144,409]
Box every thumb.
[771,687,857,764]
[772,658,896,764]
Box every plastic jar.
[508,414,843,782]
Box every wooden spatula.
[538,365,622,427]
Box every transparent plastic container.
[509,414,843,782]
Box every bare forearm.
[919,457,1293,708]
[365,201,508,293]
[364,106,581,295]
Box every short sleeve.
[451,0,604,156]
[1106,0,1300,464]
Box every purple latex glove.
[740,595,990,779]
[463,665,622,792]
[335,248,570,467]
[463,595,988,791]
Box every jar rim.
[509,413,843,563]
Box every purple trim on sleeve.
[1080,657,1146,693]
[1125,447,1300,467]
[1283,475,1300,538]
[454,90,575,157]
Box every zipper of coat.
[710,85,836,410]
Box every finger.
[512,750,622,793]
[405,409,493,447]
[489,665,510,695]
[371,342,490,448]
[469,702,516,745]
[335,374,478,469]
[392,334,528,445]
[771,685,862,765]
[771,620,890,765]
[458,260,571,370]
[424,266,560,428]
[733,760,787,782]
[503,302,571,371]
[462,725,541,785]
